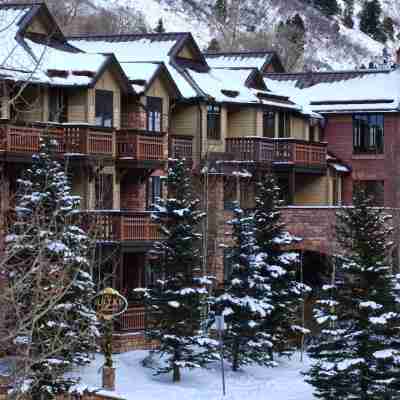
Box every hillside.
[90,0,399,71]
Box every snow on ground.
[68,351,314,400]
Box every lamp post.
[94,288,128,391]
[215,315,226,397]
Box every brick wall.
[120,177,146,211]
[324,113,400,207]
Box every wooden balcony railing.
[117,132,165,161]
[121,111,168,133]
[225,137,327,168]
[0,123,114,157]
[226,137,275,163]
[117,306,145,331]
[83,211,161,242]
[169,135,193,161]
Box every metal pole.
[219,329,226,397]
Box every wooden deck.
[84,211,161,242]
[117,306,146,331]
[225,137,327,169]
[0,123,114,157]
[169,135,193,162]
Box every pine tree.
[216,205,273,371]
[306,187,400,399]
[145,159,216,382]
[215,0,226,23]
[360,0,387,43]
[343,0,354,28]
[155,18,165,33]
[3,138,97,399]
[383,16,395,41]
[207,38,221,52]
[253,174,309,358]
[314,0,340,17]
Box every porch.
[0,122,114,159]
[225,137,327,171]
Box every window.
[263,111,275,138]
[353,114,384,154]
[309,125,316,142]
[278,112,291,138]
[95,90,113,127]
[240,181,255,209]
[49,88,68,122]
[332,175,339,205]
[147,176,163,210]
[147,96,163,132]
[354,180,384,206]
[207,104,221,140]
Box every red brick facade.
[324,113,400,207]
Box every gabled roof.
[0,3,132,92]
[120,61,181,97]
[264,69,400,113]
[205,50,285,73]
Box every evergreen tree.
[4,138,97,399]
[253,174,309,358]
[145,159,216,382]
[314,0,340,17]
[360,0,387,43]
[215,0,226,23]
[306,187,400,399]
[215,205,274,371]
[207,38,221,52]
[343,0,354,28]
[383,16,395,41]
[155,18,165,33]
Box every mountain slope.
[91,0,398,71]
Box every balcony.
[0,122,114,159]
[121,111,168,134]
[84,210,161,243]
[169,135,193,162]
[225,137,327,170]
[117,131,166,166]
[117,306,145,331]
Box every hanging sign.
[94,287,128,320]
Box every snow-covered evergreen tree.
[3,138,97,399]
[254,174,309,358]
[145,159,217,382]
[306,187,400,399]
[216,205,273,371]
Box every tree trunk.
[173,364,181,382]
[232,340,240,371]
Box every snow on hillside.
[69,351,314,400]
[90,0,397,70]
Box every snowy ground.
[68,351,314,400]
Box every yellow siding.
[291,116,307,140]
[170,104,200,162]
[68,89,87,123]
[227,108,257,137]
[144,76,171,130]
[294,174,329,205]
[26,16,48,35]
[256,110,263,137]
[177,45,195,60]
[94,69,121,128]
[19,86,44,122]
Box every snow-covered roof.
[70,34,198,97]
[187,68,300,109]
[205,51,284,73]
[0,4,130,89]
[264,69,400,113]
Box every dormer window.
[207,104,221,140]
[263,111,275,138]
[95,90,113,128]
[147,96,163,132]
